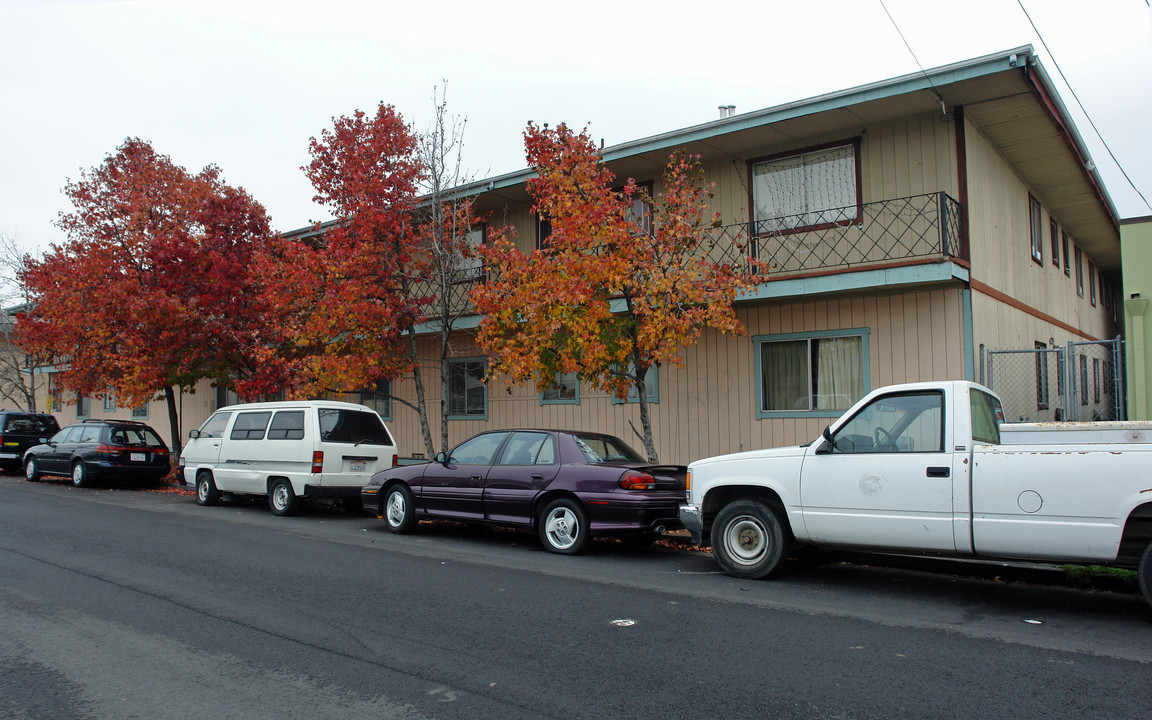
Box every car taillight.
[93,444,119,455]
[619,470,656,490]
[311,451,324,473]
[391,453,399,468]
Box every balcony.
[703,191,963,276]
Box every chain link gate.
[986,338,1125,422]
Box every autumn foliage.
[471,123,762,461]
[17,138,272,453]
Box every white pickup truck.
[679,381,1152,606]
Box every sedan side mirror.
[434,451,448,465]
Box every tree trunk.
[631,348,658,463]
[164,386,181,458]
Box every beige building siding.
[964,117,1117,344]
[369,287,965,467]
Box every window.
[230,412,271,440]
[452,226,485,283]
[1035,341,1049,410]
[197,412,231,439]
[448,432,508,465]
[612,363,657,404]
[132,404,148,419]
[102,388,116,412]
[541,371,579,405]
[267,411,306,440]
[536,216,552,249]
[755,330,868,416]
[829,390,943,454]
[76,394,89,419]
[447,358,487,418]
[1028,195,1043,264]
[1049,218,1059,267]
[572,433,646,463]
[1074,246,1084,297]
[47,374,63,413]
[970,389,1004,445]
[497,432,556,466]
[216,386,239,410]
[1089,261,1097,306]
[622,181,653,235]
[1061,231,1070,276]
[1079,355,1089,406]
[319,409,392,444]
[751,141,860,235]
[1093,358,1101,404]
[358,380,391,420]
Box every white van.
[179,400,398,516]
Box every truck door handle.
[926,466,950,478]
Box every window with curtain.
[452,226,485,283]
[751,142,858,234]
[757,332,866,414]
[448,358,487,418]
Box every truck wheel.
[1139,542,1152,609]
[712,499,789,579]
[195,471,220,506]
[268,478,298,517]
[383,484,416,534]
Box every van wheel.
[195,471,220,506]
[711,499,789,579]
[383,484,416,534]
[268,479,298,517]
[1138,542,1152,609]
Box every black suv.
[24,419,171,487]
[0,411,60,473]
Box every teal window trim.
[447,356,489,421]
[612,365,659,405]
[540,372,580,406]
[754,328,870,419]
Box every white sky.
[2,0,1150,255]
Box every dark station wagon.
[362,430,687,554]
[24,419,171,487]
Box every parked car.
[361,430,686,554]
[24,419,171,487]
[0,410,60,473]
[180,400,398,516]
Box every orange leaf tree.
[17,138,273,455]
[471,123,762,461]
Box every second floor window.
[452,227,485,283]
[751,141,859,235]
[1028,195,1043,264]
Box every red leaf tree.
[471,123,762,461]
[259,99,484,456]
[17,138,273,455]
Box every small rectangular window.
[1049,218,1059,267]
[103,388,117,412]
[452,226,485,283]
[1061,232,1070,276]
[1089,261,1097,306]
[1075,247,1084,297]
[542,371,579,405]
[267,411,306,440]
[230,411,271,440]
[448,358,487,418]
[1028,195,1043,264]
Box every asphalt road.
[1,476,1149,720]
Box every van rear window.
[319,409,392,445]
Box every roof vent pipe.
[718,105,736,118]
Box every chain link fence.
[986,338,1125,422]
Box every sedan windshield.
[572,434,645,463]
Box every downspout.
[1126,296,1148,420]
[955,105,975,381]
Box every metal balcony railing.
[701,191,963,276]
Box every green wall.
[1122,216,1152,420]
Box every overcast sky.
[2,0,1150,255]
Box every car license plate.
[130,453,145,462]
[350,461,366,472]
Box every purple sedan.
[361,430,686,554]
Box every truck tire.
[1139,542,1152,609]
[712,499,789,579]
